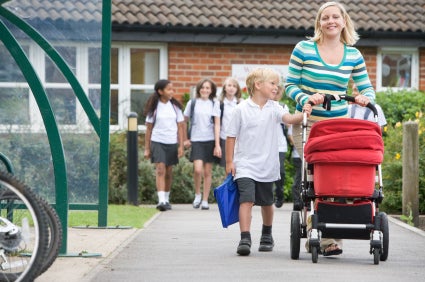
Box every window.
[0,42,167,132]
[377,48,419,91]
[110,43,168,130]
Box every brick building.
[112,0,425,121]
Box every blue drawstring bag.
[214,174,239,228]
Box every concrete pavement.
[37,204,425,282]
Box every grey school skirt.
[150,141,179,166]
[190,140,215,163]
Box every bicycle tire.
[36,196,62,276]
[0,170,49,282]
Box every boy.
[225,68,311,256]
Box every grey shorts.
[190,141,215,163]
[236,178,274,206]
[150,141,179,166]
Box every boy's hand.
[302,103,312,117]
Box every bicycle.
[0,153,62,281]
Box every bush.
[108,132,227,204]
[108,90,425,214]
[378,90,425,213]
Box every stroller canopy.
[304,118,384,165]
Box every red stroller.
[290,95,388,264]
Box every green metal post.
[98,0,112,227]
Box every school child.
[287,125,303,211]
[218,77,242,167]
[272,87,289,208]
[225,68,312,256]
[144,79,185,211]
[183,78,221,210]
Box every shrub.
[378,90,425,213]
[108,90,425,214]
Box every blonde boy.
[225,68,311,256]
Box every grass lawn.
[68,205,158,228]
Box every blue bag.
[213,174,239,228]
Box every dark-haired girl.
[144,79,185,211]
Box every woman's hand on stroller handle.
[307,94,378,117]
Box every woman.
[284,1,376,256]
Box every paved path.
[81,204,425,282]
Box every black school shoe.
[237,238,251,256]
[156,202,167,212]
[258,234,274,252]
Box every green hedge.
[109,90,425,214]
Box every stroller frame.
[289,95,389,265]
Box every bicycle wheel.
[0,170,49,282]
[36,196,62,276]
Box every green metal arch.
[0,18,69,249]
[0,1,111,254]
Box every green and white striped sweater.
[285,40,375,120]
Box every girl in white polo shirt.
[226,68,311,256]
[183,78,221,210]
[218,77,242,167]
[144,79,185,211]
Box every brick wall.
[168,43,423,102]
[168,43,293,101]
[420,47,425,91]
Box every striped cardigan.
[285,40,375,120]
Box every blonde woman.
[284,1,376,256]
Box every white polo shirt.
[277,103,289,153]
[220,97,238,140]
[145,101,184,144]
[226,98,287,182]
[348,103,387,127]
[184,98,221,142]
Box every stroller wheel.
[379,212,389,261]
[290,211,301,260]
[311,246,319,263]
[373,248,380,265]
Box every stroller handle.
[333,94,378,117]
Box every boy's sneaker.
[165,202,172,210]
[156,202,167,212]
[237,238,251,256]
[258,234,274,252]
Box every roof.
[112,0,425,34]
[2,0,423,43]
[3,0,102,23]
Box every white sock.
[165,191,170,203]
[194,194,201,203]
[157,191,165,203]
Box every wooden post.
[402,121,419,227]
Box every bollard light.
[128,112,138,131]
[127,112,138,205]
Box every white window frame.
[376,47,419,92]
[0,41,168,133]
[110,42,168,132]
